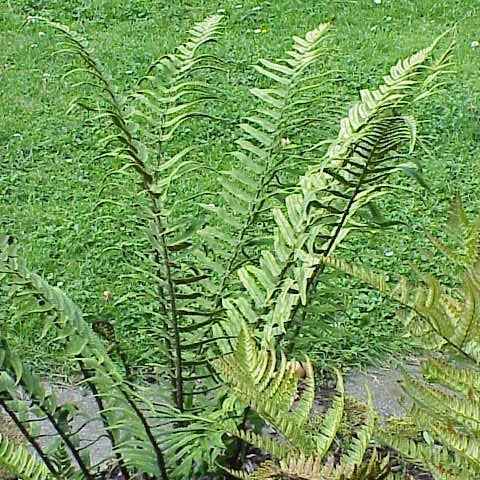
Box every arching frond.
[214,323,391,479]
[221,34,453,347]
[34,16,227,412]
[213,319,317,454]
[0,433,64,480]
[199,23,332,307]
[0,236,170,480]
[325,196,480,479]
[325,197,480,358]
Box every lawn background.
[1,0,479,375]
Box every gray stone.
[344,358,422,422]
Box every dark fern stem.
[35,403,95,479]
[0,399,61,477]
[77,359,132,480]
[118,385,170,480]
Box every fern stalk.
[78,363,131,480]
[120,384,170,480]
[0,401,60,478]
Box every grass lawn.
[1,0,479,374]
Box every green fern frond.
[341,389,378,476]
[326,196,480,479]
[213,320,317,453]
[35,16,228,412]
[379,420,479,480]
[378,428,467,480]
[219,34,453,347]
[324,227,480,359]
[0,433,63,480]
[0,236,172,479]
[0,341,88,477]
[314,373,345,458]
[215,324,392,479]
[428,192,480,269]
[200,23,332,307]
[421,356,480,398]
[233,428,296,463]
[401,373,480,433]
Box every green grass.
[1,0,479,373]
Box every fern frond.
[213,319,317,454]
[214,324,392,478]
[200,23,332,309]
[378,428,469,480]
[379,420,479,480]
[0,433,63,480]
[324,231,480,359]
[36,16,228,411]
[326,196,480,479]
[219,34,453,347]
[341,389,378,477]
[421,356,480,398]
[401,373,480,433]
[314,373,345,458]
[0,237,172,479]
[0,344,90,478]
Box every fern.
[325,195,480,359]
[0,432,63,480]
[220,33,453,351]
[325,196,480,479]
[214,319,392,479]
[2,14,457,479]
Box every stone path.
[34,358,423,468]
[344,357,422,421]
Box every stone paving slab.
[344,359,422,422]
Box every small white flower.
[38,31,45,37]
[30,43,38,48]
[13,133,22,138]
[252,6,261,11]
[374,0,381,4]
[384,248,394,257]
[471,40,480,48]
[253,28,261,34]
[216,8,226,13]
[42,72,51,81]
